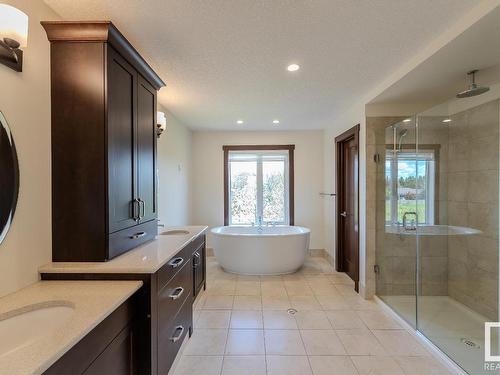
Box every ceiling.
[45,0,482,131]
[368,4,500,115]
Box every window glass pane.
[263,160,285,223]
[230,161,257,225]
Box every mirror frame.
[0,111,19,244]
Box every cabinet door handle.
[132,199,140,221]
[137,198,145,219]
[169,287,184,300]
[193,252,201,268]
[170,325,184,342]
[130,231,147,239]
[168,257,184,268]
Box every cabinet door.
[136,75,157,223]
[193,244,206,297]
[107,46,138,233]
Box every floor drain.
[287,308,298,315]
[461,338,480,349]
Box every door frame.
[335,124,360,292]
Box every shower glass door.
[377,117,419,328]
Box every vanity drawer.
[158,292,193,375]
[158,246,191,290]
[158,258,192,332]
[108,220,157,260]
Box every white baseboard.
[374,296,468,375]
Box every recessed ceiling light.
[403,118,411,123]
[442,118,452,123]
[236,120,244,124]
[272,120,280,124]
[287,64,300,72]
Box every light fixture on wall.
[0,4,28,72]
[157,111,167,138]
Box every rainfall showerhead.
[456,70,490,98]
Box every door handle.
[168,287,184,300]
[130,231,147,239]
[193,252,201,268]
[138,198,145,219]
[170,325,184,342]
[340,211,347,217]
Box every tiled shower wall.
[446,99,499,320]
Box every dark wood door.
[136,75,157,223]
[107,46,138,233]
[336,125,359,291]
[193,244,206,297]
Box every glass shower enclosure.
[375,98,500,374]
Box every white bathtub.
[211,226,310,275]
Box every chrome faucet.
[402,212,417,231]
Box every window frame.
[385,144,440,225]
[223,145,295,226]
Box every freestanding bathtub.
[211,226,310,275]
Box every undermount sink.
[385,224,482,236]
[161,230,190,236]
[0,301,75,357]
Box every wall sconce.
[0,4,28,72]
[157,111,167,138]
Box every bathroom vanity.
[39,226,207,375]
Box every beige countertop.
[0,280,143,375]
[39,226,208,274]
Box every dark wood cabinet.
[41,234,206,375]
[42,22,165,262]
[44,292,140,375]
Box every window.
[223,145,294,226]
[385,147,438,225]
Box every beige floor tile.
[261,284,288,297]
[295,310,332,329]
[266,355,312,375]
[203,295,234,309]
[172,355,223,375]
[371,330,429,356]
[235,281,261,296]
[356,310,402,329]
[310,283,341,295]
[225,329,265,355]
[285,282,314,296]
[326,310,366,329]
[184,329,227,355]
[233,295,262,310]
[207,280,236,295]
[395,356,453,375]
[263,310,298,329]
[351,356,404,375]
[195,310,231,328]
[230,310,263,329]
[262,295,291,310]
[264,329,306,355]
[316,294,350,310]
[327,273,355,285]
[301,329,346,355]
[345,295,380,310]
[336,329,386,355]
[308,356,358,375]
[290,295,322,310]
[221,355,266,375]
[335,284,359,297]
[237,275,261,282]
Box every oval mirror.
[0,112,19,244]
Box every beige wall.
[0,0,59,297]
[157,106,193,227]
[191,130,324,250]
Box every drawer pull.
[168,257,184,268]
[169,287,184,300]
[130,231,147,239]
[170,325,184,342]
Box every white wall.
[0,0,59,298]
[157,106,193,226]
[191,130,324,249]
